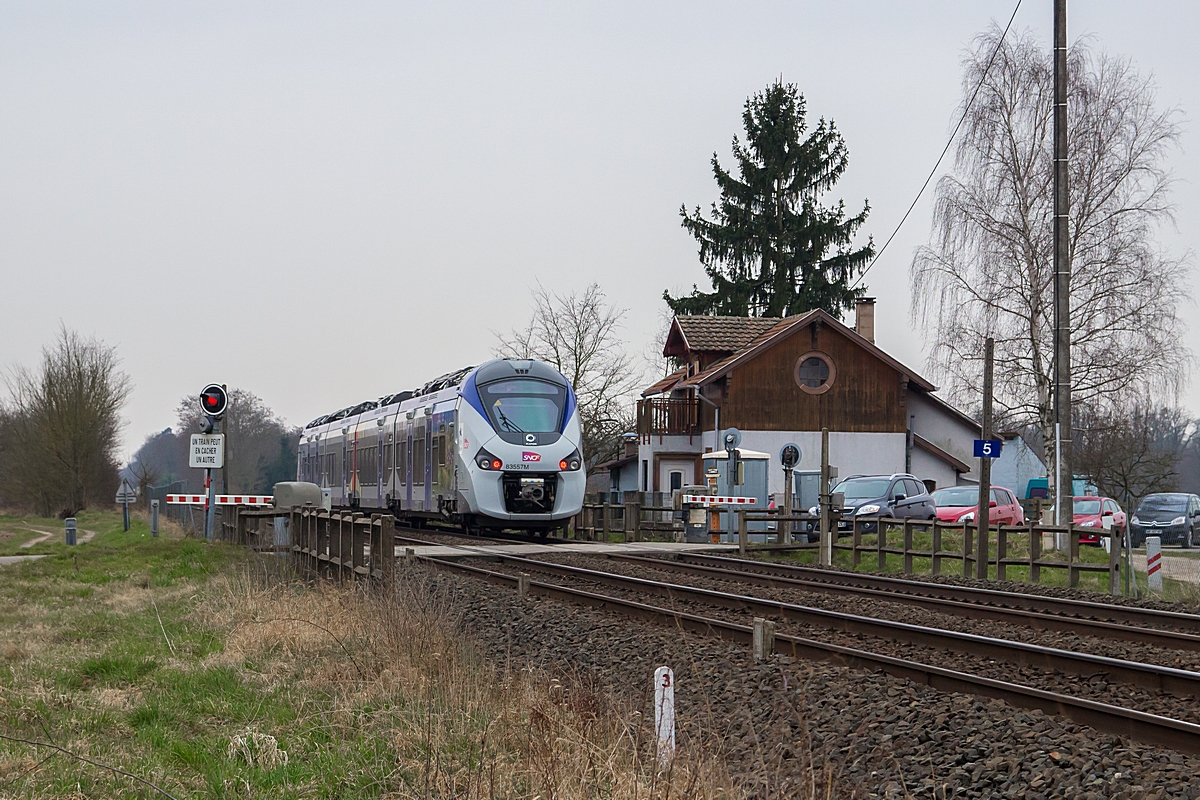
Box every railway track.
[676,552,1200,633]
[602,552,1200,652]
[394,535,1200,755]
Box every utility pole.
[976,338,994,579]
[1053,0,1072,529]
[819,428,832,566]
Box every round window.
[794,351,835,394]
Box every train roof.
[303,359,567,429]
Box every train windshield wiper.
[496,408,524,433]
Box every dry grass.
[202,564,739,799]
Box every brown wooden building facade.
[636,301,980,496]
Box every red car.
[931,486,1025,525]
[1072,496,1126,544]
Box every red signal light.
[197,384,228,417]
[491,459,502,470]
[559,459,568,470]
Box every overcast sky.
[2,1,1197,460]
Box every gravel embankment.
[428,562,1200,799]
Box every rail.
[735,510,1123,594]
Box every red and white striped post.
[1147,536,1163,593]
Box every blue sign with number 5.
[974,439,1003,458]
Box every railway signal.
[195,382,228,542]
[199,384,228,417]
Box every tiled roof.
[671,316,785,354]
[642,367,687,397]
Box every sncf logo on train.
[522,451,541,462]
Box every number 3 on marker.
[661,673,671,688]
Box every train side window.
[383,434,393,475]
[437,435,446,467]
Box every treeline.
[127,388,298,497]
[0,329,130,517]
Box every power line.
[851,0,1025,289]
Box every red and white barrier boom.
[681,495,757,506]
[166,494,274,506]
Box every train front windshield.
[478,379,566,433]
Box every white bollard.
[1147,536,1163,593]
[654,666,675,767]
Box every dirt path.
[18,527,54,549]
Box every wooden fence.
[736,510,1123,594]
[574,494,681,541]
[217,505,396,583]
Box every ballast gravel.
[426,562,1200,799]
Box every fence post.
[627,496,642,543]
[996,525,1007,578]
[738,510,748,555]
[962,523,973,577]
[876,520,886,571]
[852,519,862,567]
[1107,529,1120,595]
[1068,526,1081,588]
[931,524,942,576]
[902,520,913,575]
[601,500,610,543]
[1029,523,1041,584]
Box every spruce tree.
[666,81,873,318]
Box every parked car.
[931,486,1025,526]
[1129,493,1200,548]
[1072,496,1126,545]
[809,474,935,534]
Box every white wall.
[910,447,959,490]
[908,392,979,482]
[991,436,1047,498]
[734,430,907,497]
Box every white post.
[1147,536,1163,593]
[653,666,675,768]
[1053,422,1064,550]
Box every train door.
[403,422,412,510]
[413,420,424,511]
[380,423,391,506]
[340,436,347,504]
[424,416,433,511]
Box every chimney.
[622,432,638,459]
[855,297,876,343]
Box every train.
[296,358,586,533]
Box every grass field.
[0,511,734,799]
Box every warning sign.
[189,434,225,469]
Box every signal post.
[192,384,228,542]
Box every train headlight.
[476,448,502,470]
[559,449,582,471]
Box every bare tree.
[496,283,641,472]
[1075,404,1188,513]
[911,28,1189,478]
[0,327,131,515]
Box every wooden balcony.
[637,397,701,443]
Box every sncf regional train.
[296,359,585,533]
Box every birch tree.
[911,28,1189,474]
